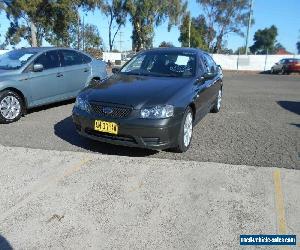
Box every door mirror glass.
[203,72,214,80]
[33,64,44,72]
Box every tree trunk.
[108,9,113,52]
[30,21,37,47]
[214,34,223,53]
[133,21,143,51]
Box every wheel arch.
[188,102,196,121]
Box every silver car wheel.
[183,112,193,147]
[0,95,21,120]
[217,89,222,110]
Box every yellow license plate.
[94,120,118,134]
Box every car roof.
[12,47,80,53]
[282,58,299,60]
[141,47,204,54]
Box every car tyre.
[0,90,24,124]
[172,107,193,153]
[211,88,222,113]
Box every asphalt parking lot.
[0,72,299,169]
[0,72,299,249]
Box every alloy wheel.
[0,95,21,120]
[183,112,193,147]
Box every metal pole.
[188,16,191,48]
[245,0,253,55]
[77,12,80,50]
[237,48,240,72]
[82,15,85,51]
[264,49,268,71]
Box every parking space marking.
[273,169,293,250]
[273,169,287,234]
[0,157,92,223]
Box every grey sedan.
[0,47,107,123]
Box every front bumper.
[72,107,183,150]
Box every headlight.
[74,96,89,111]
[140,105,174,119]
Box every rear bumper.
[287,65,300,72]
[72,108,183,150]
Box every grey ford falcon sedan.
[0,47,107,123]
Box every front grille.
[85,128,137,144]
[90,103,132,118]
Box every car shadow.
[0,234,13,250]
[277,101,300,115]
[54,116,158,157]
[291,123,300,128]
[259,70,271,74]
[27,99,75,114]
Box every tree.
[125,0,187,51]
[159,41,174,47]
[178,13,209,50]
[101,0,127,52]
[4,0,80,47]
[83,0,127,52]
[234,46,247,54]
[250,25,278,54]
[197,0,253,53]
[297,41,300,54]
[81,23,102,49]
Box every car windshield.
[120,51,196,77]
[0,50,37,70]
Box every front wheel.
[211,89,222,113]
[0,90,24,124]
[172,107,193,153]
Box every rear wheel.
[0,90,24,124]
[280,67,286,75]
[172,107,193,153]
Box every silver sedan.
[0,47,107,123]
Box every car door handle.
[56,73,63,77]
[84,68,89,72]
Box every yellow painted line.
[273,169,292,250]
[62,157,91,178]
[273,169,287,234]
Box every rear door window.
[203,54,216,73]
[81,54,92,63]
[60,50,84,66]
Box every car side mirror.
[33,64,44,72]
[112,67,119,74]
[203,72,215,80]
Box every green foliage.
[178,13,209,50]
[158,41,174,47]
[4,0,80,47]
[250,25,278,54]
[125,0,187,51]
[197,0,253,53]
[82,23,102,49]
[234,46,247,54]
